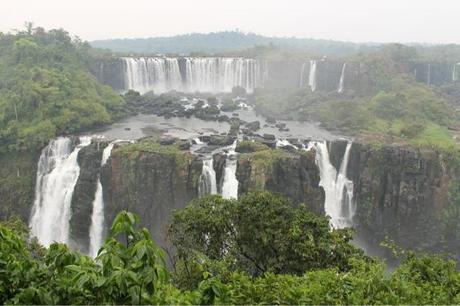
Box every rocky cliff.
[0,150,40,222]
[69,142,106,253]
[100,139,202,249]
[348,142,459,259]
[236,144,325,215]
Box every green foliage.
[235,139,270,153]
[113,137,192,168]
[169,192,367,287]
[1,202,460,304]
[0,26,125,153]
[254,74,457,152]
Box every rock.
[275,123,286,129]
[236,149,324,215]
[263,134,276,140]
[124,127,131,131]
[245,121,260,131]
[178,140,191,150]
[199,135,211,143]
[100,140,202,253]
[160,137,176,145]
[261,139,277,149]
[70,142,106,253]
[208,135,235,146]
[266,116,277,124]
[213,153,227,193]
[217,115,230,122]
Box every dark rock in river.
[245,121,261,131]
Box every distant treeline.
[90,31,372,56]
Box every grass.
[410,123,457,153]
[114,137,192,168]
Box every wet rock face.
[100,146,202,249]
[350,143,456,255]
[236,150,325,214]
[213,153,227,194]
[70,143,105,253]
[0,150,41,223]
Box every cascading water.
[299,62,308,87]
[88,141,116,258]
[338,63,346,93]
[308,141,355,228]
[123,57,267,94]
[221,141,239,199]
[199,158,217,197]
[453,63,459,82]
[29,136,92,247]
[427,63,431,86]
[308,60,317,92]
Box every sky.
[1,0,459,44]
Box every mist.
[1,0,460,44]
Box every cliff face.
[69,143,105,253]
[90,58,126,91]
[0,150,40,222]
[91,56,460,94]
[236,148,325,215]
[100,142,202,248]
[348,143,458,257]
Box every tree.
[169,191,367,287]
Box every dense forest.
[0,25,125,153]
[90,31,371,55]
[2,192,460,304]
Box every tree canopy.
[0,26,125,153]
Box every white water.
[88,142,115,258]
[123,57,267,94]
[308,141,355,228]
[308,60,317,92]
[30,136,92,247]
[453,63,460,82]
[338,63,346,93]
[276,138,298,149]
[221,141,239,199]
[199,158,218,197]
[427,63,431,86]
[299,62,308,87]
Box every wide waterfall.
[123,57,267,94]
[88,141,115,258]
[309,141,355,228]
[199,158,218,197]
[308,60,317,92]
[221,141,239,199]
[30,136,92,247]
[338,63,346,93]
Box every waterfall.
[299,62,308,87]
[29,136,92,247]
[453,63,459,82]
[199,158,217,197]
[88,142,115,258]
[427,63,431,86]
[308,60,317,92]
[338,63,346,93]
[308,141,355,228]
[123,57,267,94]
[221,141,239,199]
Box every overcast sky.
[1,0,459,44]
